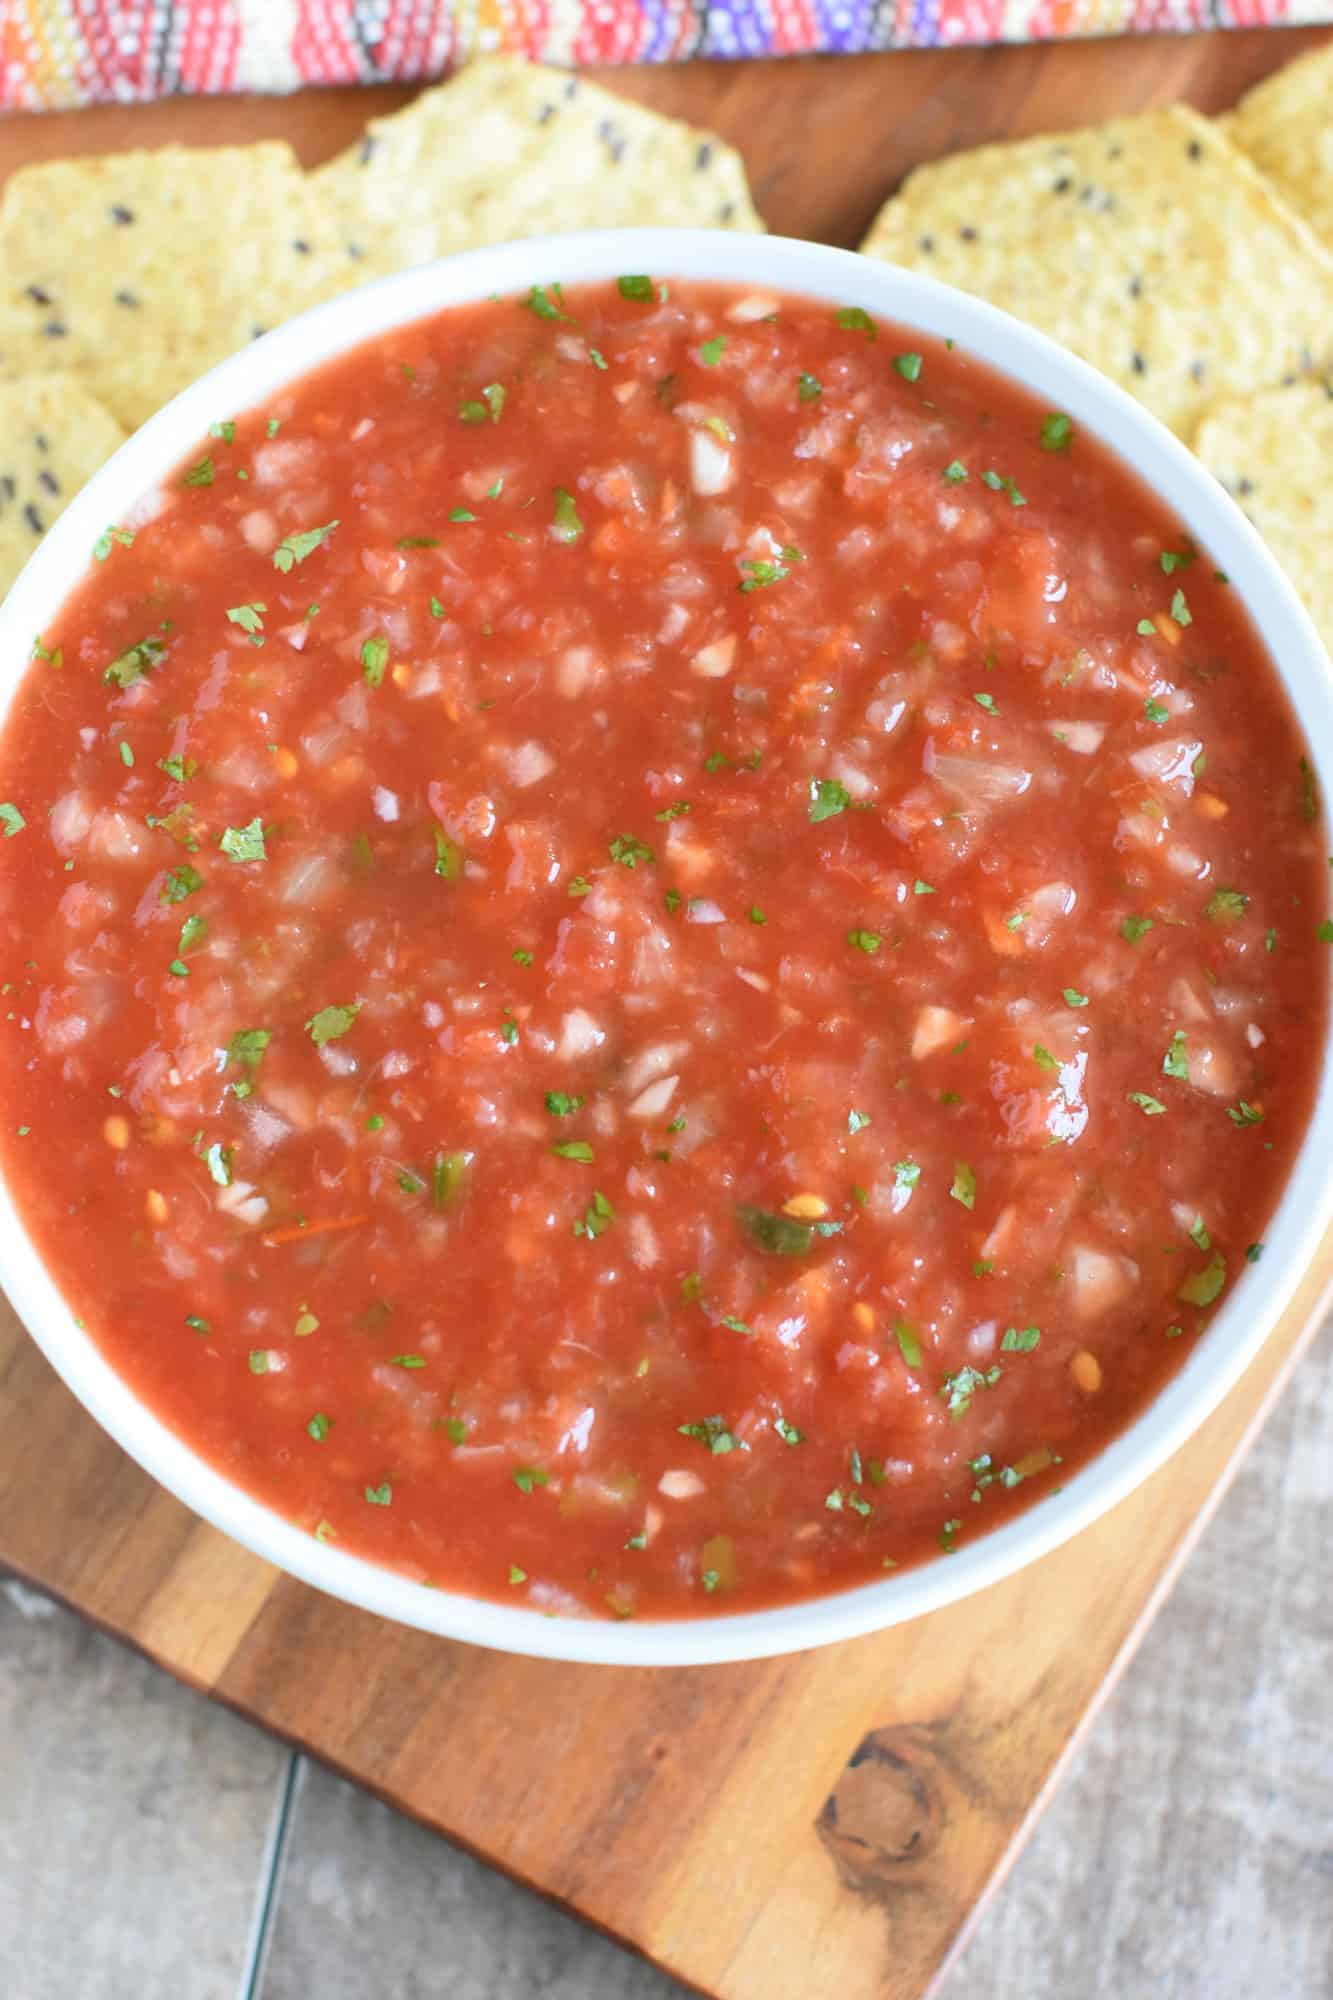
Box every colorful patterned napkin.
[2,0,1327,112]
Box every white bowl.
[3,229,1331,1667]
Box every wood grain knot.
[815,1725,946,1896]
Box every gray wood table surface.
[4,1310,1331,2000]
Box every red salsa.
[0,277,1327,1620]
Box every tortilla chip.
[1226,46,1333,252]
[860,106,1333,439]
[0,375,126,602]
[308,56,762,294]
[1195,378,1333,654]
[0,144,336,431]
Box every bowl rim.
[2,226,1331,1668]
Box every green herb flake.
[847,928,882,955]
[185,1314,210,1333]
[618,274,654,301]
[1206,886,1248,924]
[677,1414,740,1455]
[551,1140,594,1163]
[738,557,790,592]
[1228,1099,1265,1127]
[93,525,135,561]
[247,1349,270,1375]
[914,879,937,897]
[1170,588,1192,628]
[573,1190,615,1241]
[808,777,850,823]
[273,521,338,572]
[847,1109,872,1135]
[1128,1091,1167,1116]
[184,456,214,487]
[1160,545,1196,575]
[1144,697,1170,724]
[507,1563,527,1585]
[895,1321,922,1368]
[523,283,566,321]
[940,1364,1001,1420]
[1189,1215,1211,1251]
[1162,1030,1190,1081]
[798,371,822,402]
[942,459,968,484]
[1178,1251,1227,1308]
[1062,987,1089,1008]
[306,1003,359,1046]
[774,1415,805,1446]
[364,1483,392,1507]
[1137,619,1158,637]
[103,634,165,689]
[609,833,654,870]
[699,336,727,366]
[950,1161,976,1210]
[893,352,923,383]
[973,691,998,714]
[1033,1043,1058,1072]
[1040,412,1074,452]
[307,1412,331,1442]
[1001,1325,1041,1352]
[0,803,26,838]
[1121,915,1154,944]
[551,486,584,543]
[219,818,265,863]
[894,1159,921,1194]
[432,828,463,881]
[205,1142,233,1188]
[836,306,876,339]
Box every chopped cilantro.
[118,741,134,768]
[546,1091,586,1118]
[738,557,790,592]
[1040,412,1074,452]
[247,1350,269,1374]
[0,803,25,838]
[513,1465,549,1493]
[1228,1099,1264,1127]
[226,602,265,642]
[892,352,923,382]
[157,754,196,783]
[361,634,389,686]
[895,1321,922,1368]
[433,828,463,880]
[184,456,214,487]
[797,371,822,402]
[551,1140,594,1162]
[847,928,881,954]
[103,634,164,689]
[940,1364,1000,1419]
[618,274,654,301]
[160,864,202,904]
[1062,987,1089,1008]
[1144,697,1169,724]
[1121,915,1154,944]
[1001,1325,1041,1352]
[1160,545,1196,575]
[655,801,691,821]
[273,521,337,572]
[737,1205,839,1257]
[523,283,566,321]
[93,525,134,561]
[1179,1251,1226,1308]
[973,691,998,714]
[512,948,534,967]
[307,1413,331,1442]
[205,1142,233,1188]
[774,1416,805,1446]
[224,1031,268,1076]
[364,1483,392,1507]
[568,876,591,898]
[950,1161,976,1210]
[678,1414,739,1454]
[1189,1215,1211,1251]
[448,507,476,524]
[1162,1030,1189,1081]
[573,1190,615,1241]
[1137,619,1158,638]
[1128,1091,1166,1115]
[847,1109,872,1134]
[699,336,727,366]
[1206,887,1248,923]
[1033,1043,1058,1071]
[1170,588,1192,627]
[1246,1243,1264,1264]
[1318,920,1333,944]
[219,818,265,863]
[507,1564,527,1585]
[808,777,850,823]
[306,1003,359,1045]
[914,879,937,897]
[609,834,654,869]
[981,469,1026,506]
[500,1012,519,1047]
[836,306,876,338]
[551,486,583,543]
[942,459,968,484]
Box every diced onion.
[726,292,780,322]
[690,427,734,497]
[932,753,1032,806]
[558,1008,605,1061]
[628,1075,679,1120]
[1047,720,1107,754]
[691,633,737,679]
[508,741,556,789]
[686,898,726,925]
[659,1469,706,1500]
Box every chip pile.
[859,47,1333,649]
[0,57,760,592]
[0,44,1329,653]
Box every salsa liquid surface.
[0,277,1327,1620]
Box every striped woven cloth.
[1,0,1327,111]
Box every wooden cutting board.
[1,31,1330,2000]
